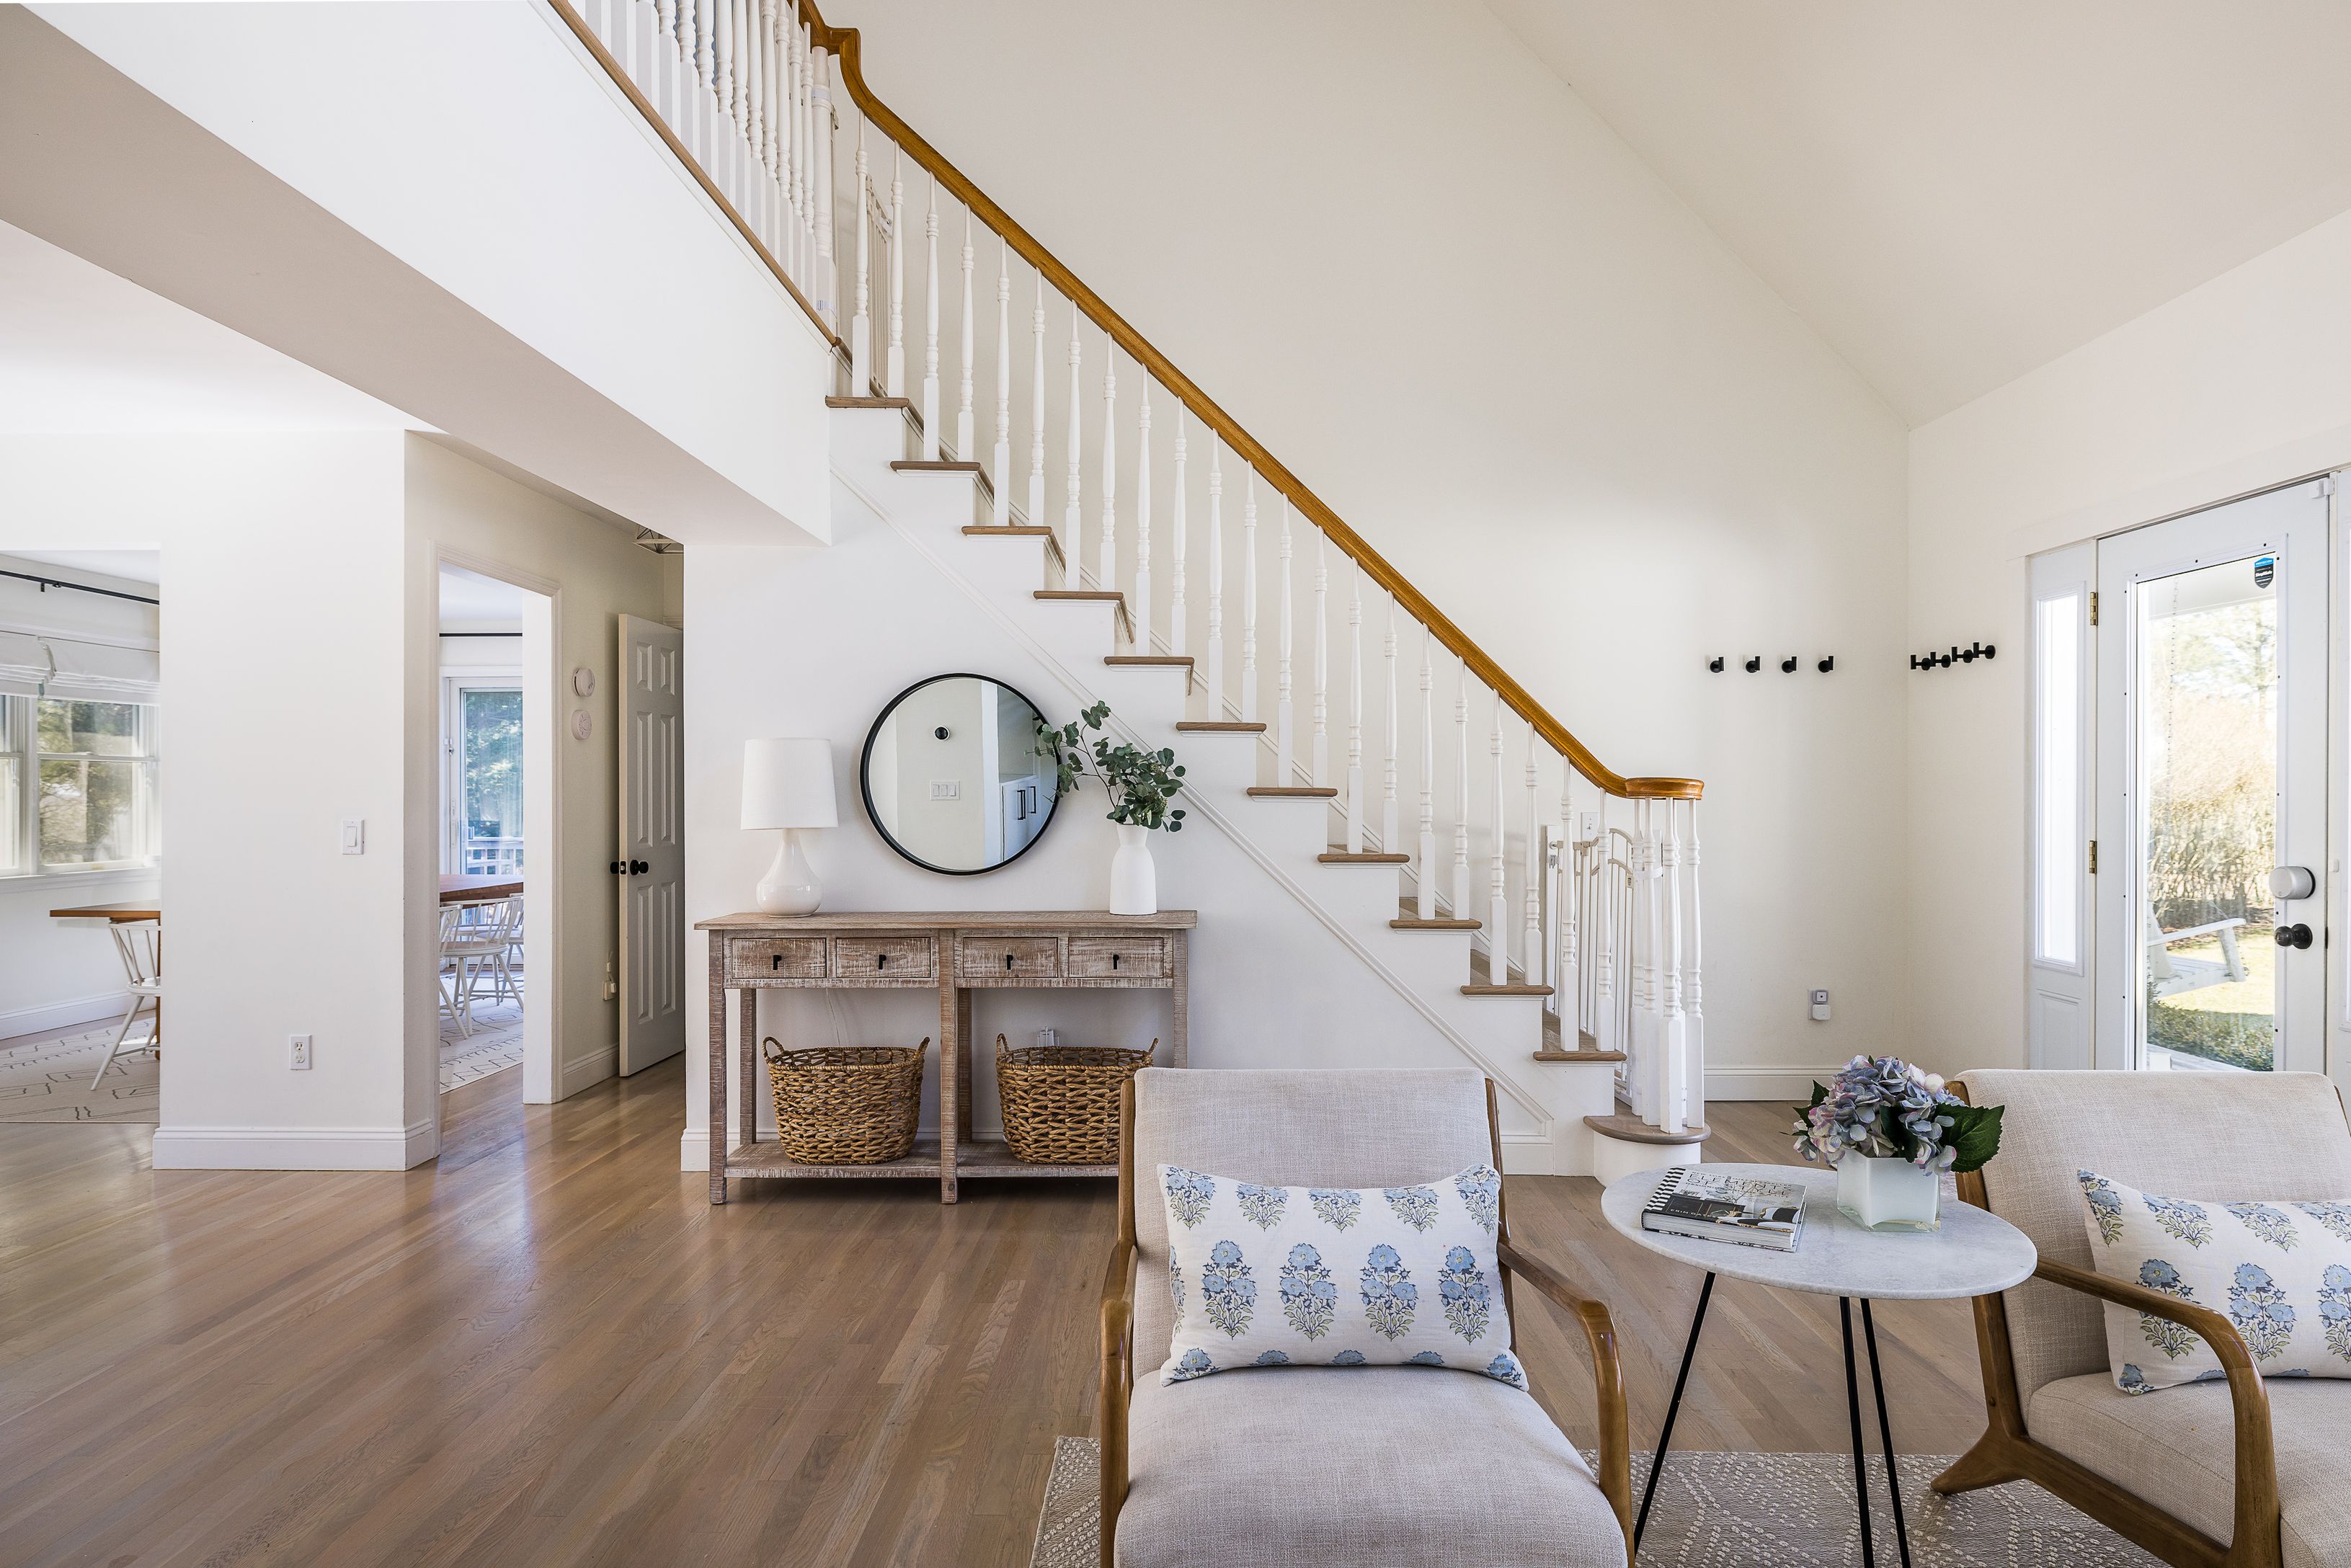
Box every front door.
[2093,480,2330,1075]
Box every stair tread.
[1461,984,1553,996]
[1532,1048,1627,1064]
[1104,654,1194,667]
[1248,786,1338,798]
[1583,1112,1711,1144]
[1320,849,1409,863]
[1036,589,1124,602]
[969,525,1057,538]
[1391,916,1480,930]
[1176,721,1267,733]
[828,395,914,409]
[892,459,984,473]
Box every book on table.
[1639,1167,1808,1252]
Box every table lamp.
[742,738,838,914]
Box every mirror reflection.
[861,674,1059,874]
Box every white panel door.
[618,613,685,1075]
[2094,481,2329,1076]
[2027,542,2095,1069]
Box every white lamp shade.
[742,737,839,829]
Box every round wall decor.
[571,708,594,741]
[572,666,597,698]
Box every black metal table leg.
[1840,1298,1877,1568]
[1632,1270,1714,1554]
[1859,1299,1914,1568]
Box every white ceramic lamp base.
[755,827,824,915]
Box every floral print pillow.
[2075,1169,2351,1394]
[1155,1162,1526,1391]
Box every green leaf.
[1942,1103,2004,1174]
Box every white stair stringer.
[829,410,1617,1173]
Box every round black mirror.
[861,674,1059,874]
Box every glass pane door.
[458,687,523,875]
[2134,556,2277,1072]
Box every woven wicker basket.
[995,1034,1155,1165]
[762,1036,928,1164]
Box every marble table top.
[1601,1162,2037,1301]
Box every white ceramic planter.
[1108,823,1157,916]
[1836,1154,1942,1231]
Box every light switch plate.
[340,819,365,855]
[930,780,960,800]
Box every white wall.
[0,553,161,1038]
[1907,209,2351,1077]
[405,436,678,1107]
[0,432,422,1166]
[817,0,1912,1092]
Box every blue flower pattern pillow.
[2075,1169,2351,1393]
[1157,1162,1526,1392]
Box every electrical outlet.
[1035,1028,1057,1050]
[290,1033,314,1070]
[1809,989,1832,1023]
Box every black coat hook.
[1707,656,1724,673]
[1780,656,1798,673]
[1743,656,1761,673]
[1818,656,1834,673]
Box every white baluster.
[693,0,713,119]
[1629,800,1659,1123]
[1240,473,1258,725]
[1416,628,1436,919]
[776,4,794,251]
[885,148,903,397]
[1596,798,1619,1063]
[1658,798,1688,1134]
[1684,801,1706,1132]
[1275,499,1294,780]
[1488,695,1508,971]
[1452,658,1470,922]
[1311,533,1329,789]
[747,0,768,177]
[1206,448,1225,712]
[1062,299,1083,567]
[1559,767,1579,1044]
[1524,722,1543,990]
[1098,331,1118,620]
[763,1,783,231]
[1169,411,1188,659]
[1027,273,1046,530]
[955,209,974,459]
[1382,596,1399,856]
[990,238,1010,526]
[1344,564,1364,852]
[1133,383,1152,653]
[757,0,778,178]
[813,45,835,326]
[849,113,871,392]
[789,3,806,275]
[920,177,940,460]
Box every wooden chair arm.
[1496,1238,1632,1548]
[2031,1255,2279,1555]
[1097,1239,1137,1568]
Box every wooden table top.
[49,899,161,923]
[442,874,523,904]
[694,909,1198,932]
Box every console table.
[695,910,1194,1203]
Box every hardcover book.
[1640,1167,1808,1252]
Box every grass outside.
[2148,925,2275,1071]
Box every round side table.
[1602,1162,2036,1567]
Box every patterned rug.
[442,999,525,1092]
[0,1020,159,1123]
[1028,1438,2161,1567]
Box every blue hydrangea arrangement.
[1791,1054,2004,1173]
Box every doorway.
[2027,478,2332,1075]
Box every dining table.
[50,899,165,1053]
[441,873,522,903]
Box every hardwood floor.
[0,1069,1989,1567]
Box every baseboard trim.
[154,1118,438,1172]
[1707,1065,1839,1102]
[560,1045,618,1098]
[0,991,131,1042]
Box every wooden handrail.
[551,0,1697,800]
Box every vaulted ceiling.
[1485,0,2351,424]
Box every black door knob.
[2275,923,2315,950]
[630,859,649,875]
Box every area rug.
[0,1021,159,1123]
[1028,1438,2162,1567]
[441,999,525,1092]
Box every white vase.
[1836,1154,1942,1231]
[1108,823,1157,916]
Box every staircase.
[555,0,1710,1175]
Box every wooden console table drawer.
[959,933,1062,980]
[730,936,827,980]
[1068,934,1168,979]
[834,933,933,981]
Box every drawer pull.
[771,954,783,971]
[1005,953,1014,971]
[876,953,888,968]
[1111,953,1121,969]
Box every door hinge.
[2088,839,2097,875]
[2319,475,2337,498]
[2089,591,2099,626]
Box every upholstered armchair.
[1939,1070,2351,1568]
[1097,1066,1631,1568]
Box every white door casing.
[2092,480,2329,1075]
[618,613,685,1074]
[2026,542,2095,1070]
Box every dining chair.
[443,899,521,1031]
[90,919,163,1090]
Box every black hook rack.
[1910,641,1996,672]
[1707,654,1836,674]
